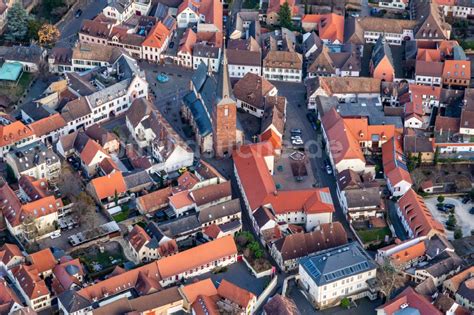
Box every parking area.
[425,196,474,239]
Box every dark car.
[306,112,317,123]
[470,207,474,215]
[169,42,175,48]
[75,9,82,18]
[444,203,455,211]
[462,195,471,204]
[437,204,447,212]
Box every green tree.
[278,1,292,29]
[340,297,351,309]
[437,195,445,203]
[454,228,463,239]
[27,19,43,41]
[5,164,17,184]
[5,3,29,42]
[446,214,457,230]
[44,0,65,11]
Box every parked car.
[470,207,474,214]
[437,204,448,212]
[169,42,175,48]
[306,112,317,123]
[292,139,304,146]
[50,231,61,239]
[462,195,471,204]
[75,9,82,18]
[444,203,455,211]
[291,128,302,135]
[291,135,302,141]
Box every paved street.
[360,0,370,17]
[271,81,356,241]
[56,0,108,47]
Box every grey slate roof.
[58,290,91,313]
[345,187,381,209]
[299,242,376,286]
[157,214,201,238]
[371,36,394,69]
[198,198,241,224]
[124,170,153,190]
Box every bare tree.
[376,260,406,301]
[57,166,98,229]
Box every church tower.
[212,45,237,158]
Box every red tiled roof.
[127,225,151,252]
[80,139,108,166]
[90,172,127,200]
[28,114,66,137]
[377,286,442,315]
[12,264,49,299]
[233,142,276,211]
[182,278,217,304]
[142,22,171,49]
[263,188,334,214]
[382,136,413,187]
[391,241,426,264]
[0,243,23,266]
[169,190,194,209]
[217,279,255,309]
[322,108,366,165]
[203,224,221,239]
[443,60,471,80]
[29,248,57,274]
[398,189,444,237]
[157,235,237,279]
[136,187,172,214]
[0,121,34,147]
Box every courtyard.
[425,196,474,239]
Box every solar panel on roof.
[163,17,174,29]
[319,191,333,204]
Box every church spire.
[215,36,234,106]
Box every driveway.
[425,197,474,239]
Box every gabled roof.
[321,108,365,165]
[398,188,445,237]
[233,73,275,109]
[0,121,33,147]
[217,279,255,308]
[376,286,442,315]
[12,264,49,300]
[232,142,276,211]
[142,22,171,49]
[274,222,347,261]
[127,225,151,252]
[89,172,127,200]
[0,243,23,266]
[29,248,57,274]
[79,139,108,166]
[156,235,237,279]
[28,114,66,137]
